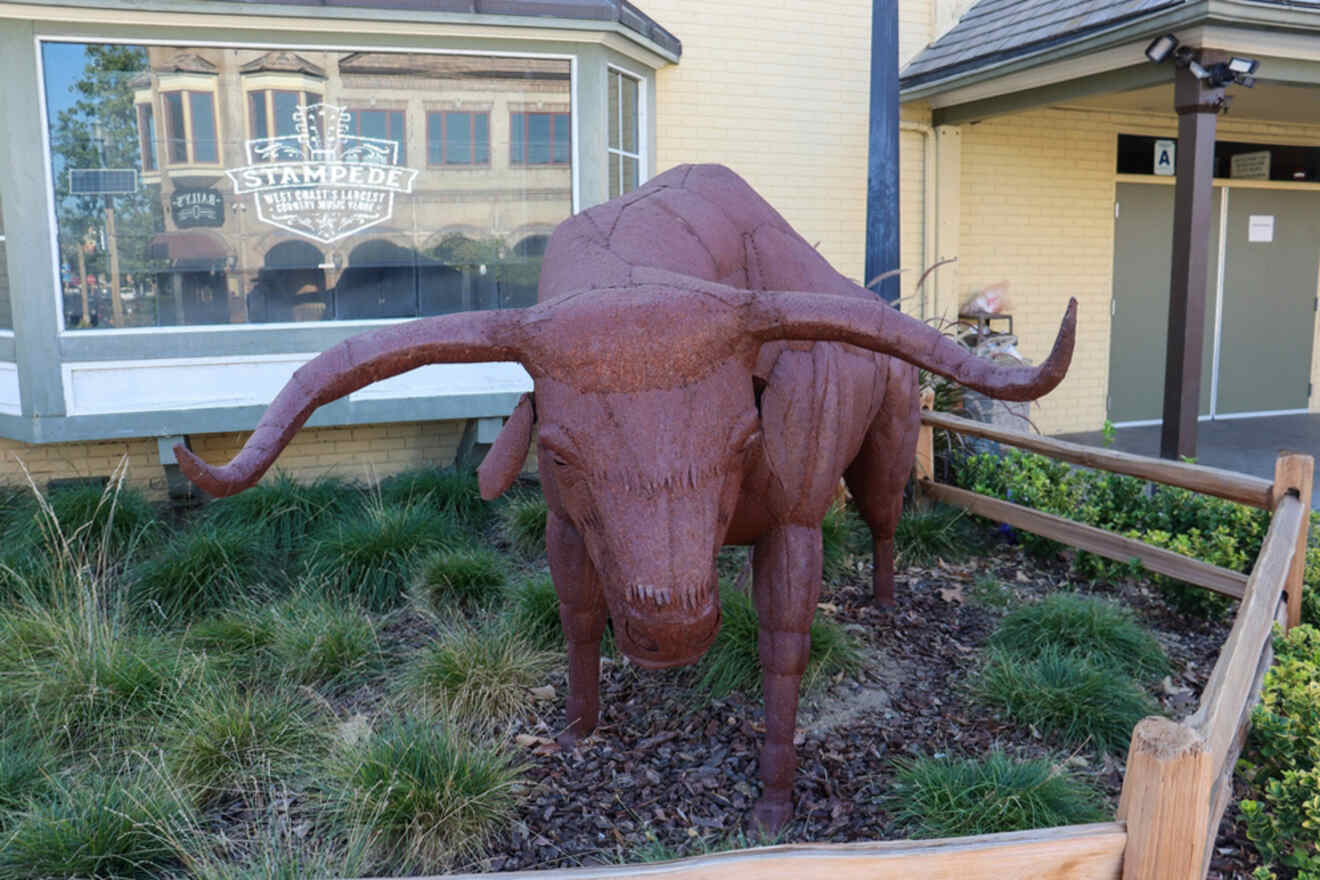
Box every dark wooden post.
[865,0,899,304]
[1160,60,1225,461]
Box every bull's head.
[177,273,1075,668]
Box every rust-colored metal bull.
[177,164,1075,830]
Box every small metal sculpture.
[177,164,1076,830]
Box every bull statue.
[177,164,1075,830]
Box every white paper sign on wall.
[1153,139,1176,176]
[1248,214,1275,243]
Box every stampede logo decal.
[227,103,418,244]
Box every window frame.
[509,110,571,166]
[135,101,158,172]
[246,86,326,161]
[606,63,646,198]
[156,77,221,168]
[350,107,408,165]
[425,109,490,167]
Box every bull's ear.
[478,393,535,500]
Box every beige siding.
[955,105,1320,434]
[0,421,464,497]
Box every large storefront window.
[41,42,573,330]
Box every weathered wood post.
[1116,717,1213,880]
[1273,451,1313,630]
[914,387,936,483]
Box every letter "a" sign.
[1154,139,1176,176]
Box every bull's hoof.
[556,707,597,750]
[749,795,792,835]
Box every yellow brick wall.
[0,421,465,498]
[643,0,873,280]
[953,105,1320,434]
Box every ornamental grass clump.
[327,716,525,871]
[884,751,1107,838]
[500,493,548,557]
[988,593,1169,680]
[405,622,555,723]
[821,502,868,582]
[893,503,972,567]
[129,522,281,622]
[266,591,384,693]
[164,682,325,808]
[693,587,861,698]
[205,472,362,558]
[503,573,562,650]
[0,765,193,880]
[305,503,459,612]
[379,467,489,528]
[971,646,1156,755]
[417,545,508,611]
[0,719,54,830]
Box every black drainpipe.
[865,0,899,304]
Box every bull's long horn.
[747,292,1076,401]
[175,310,526,497]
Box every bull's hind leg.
[547,511,607,747]
[844,360,921,606]
[750,522,822,832]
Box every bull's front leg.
[750,522,822,832]
[546,511,607,747]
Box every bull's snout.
[615,588,721,669]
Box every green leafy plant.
[305,504,459,612]
[971,646,1156,755]
[693,587,861,697]
[988,593,1169,680]
[1239,624,1320,877]
[884,751,1107,838]
[326,716,525,871]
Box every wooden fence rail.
[398,417,1311,880]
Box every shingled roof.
[900,0,1183,89]
[216,0,680,57]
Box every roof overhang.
[902,0,1320,126]
[0,0,681,68]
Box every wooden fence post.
[1116,717,1212,880]
[1273,452,1313,630]
[914,388,935,486]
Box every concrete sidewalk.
[1055,414,1320,509]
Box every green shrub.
[405,622,555,723]
[988,593,1168,680]
[1239,624,1320,877]
[326,716,525,870]
[0,767,192,880]
[206,473,361,557]
[417,546,508,610]
[129,523,280,622]
[893,503,972,567]
[955,449,1268,617]
[971,647,1156,755]
[165,683,325,807]
[379,468,489,528]
[500,493,547,557]
[1302,543,1320,628]
[693,587,861,698]
[305,504,458,612]
[884,751,1107,838]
